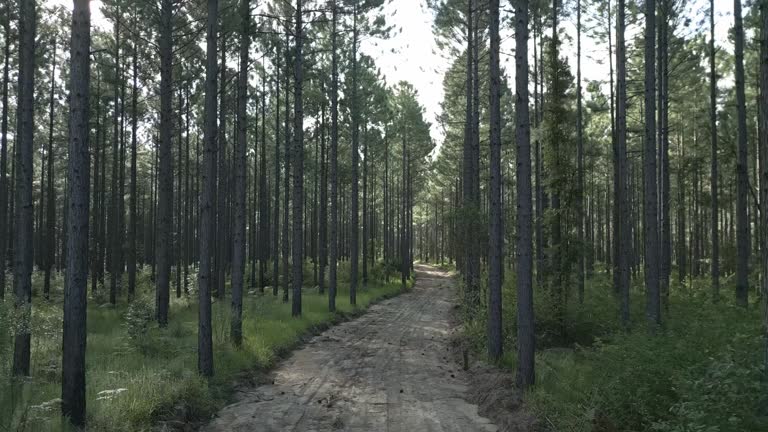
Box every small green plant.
[124,296,154,342]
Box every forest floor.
[203,264,500,432]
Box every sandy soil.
[203,264,498,432]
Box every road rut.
[204,264,498,432]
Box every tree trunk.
[488,0,503,362]
[734,0,750,308]
[216,33,228,300]
[12,0,36,377]
[198,0,218,377]
[0,0,10,300]
[231,0,250,347]
[128,16,138,300]
[362,123,369,288]
[156,0,173,326]
[758,0,768,374]
[617,0,630,327]
[659,0,671,311]
[515,0,534,389]
[462,0,480,309]
[291,0,304,317]
[576,0,585,304]
[329,0,339,312]
[644,0,660,325]
[282,28,291,304]
[110,4,122,305]
[61,1,90,424]
[350,1,360,305]
[43,37,57,301]
[319,89,328,294]
[273,43,281,296]
[259,84,268,293]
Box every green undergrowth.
[0,261,410,432]
[462,266,768,432]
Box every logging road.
[204,264,498,432]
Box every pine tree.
[61,0,91,424]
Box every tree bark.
[350,1,360,305]
[734,0,750,308]
[128,12,138,300]
[0,0,10,300]
[61,0,91,424]
[12,0,36,377]
[43,38,57,301]
[487,0,503,362]
[576,0,584,304]
[644,0,660,326]
[757,0,768,374]
[515,0,534,389]
[329,1,339,312]
[156,0,173,326]
[273,42,281,296]
[617,0,630,327]
[231,0,250,347]
[109,2,122,305]
[292,0,304,317]
[198,0,218,377]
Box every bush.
[464,269,768,432]
[124,296,154,342]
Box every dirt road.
[203,264,498,432]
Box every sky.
[53,0,738,145]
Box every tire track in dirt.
[203,264,498,432]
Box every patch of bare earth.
[447,282,538,432]
[201,264,499,431]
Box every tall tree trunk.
[0,0,10,300]
[184,85,191,294]
[198,0,218,377]
[617,0,630,327]
[291,0,305,317]
[273,43,281,297]
[282,28,291,304]
[659,0,671,311]
[576,0,585,304]
[91,70,101,294]
[734,0,750,308]
[401,134,407,292]
[231,0,250,347]
[487,0,503,362]
[156,0,173,327]
[110,3,122,305]
[62,0,91,424]
[362,123,368,288]
[216,33,228,299]
[757,0,768,373]
[462,0,480,309]
[319,88,327,294]
[533,13,544,285]
[12,0,35,377]
[259,80,268,292]
[44,37,57,301]
[644,0,660,326]
[128,16,138,300]
[329,0,339,312]
[515,0,534,389]
[350,1,359,305]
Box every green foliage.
[124,296,153,343]
[0,265,403,431]
[465,271,768,432]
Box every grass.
[461,265,768,432]
[0,261,410,431]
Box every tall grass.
[463,266,768,432]
[0,262,409,431]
